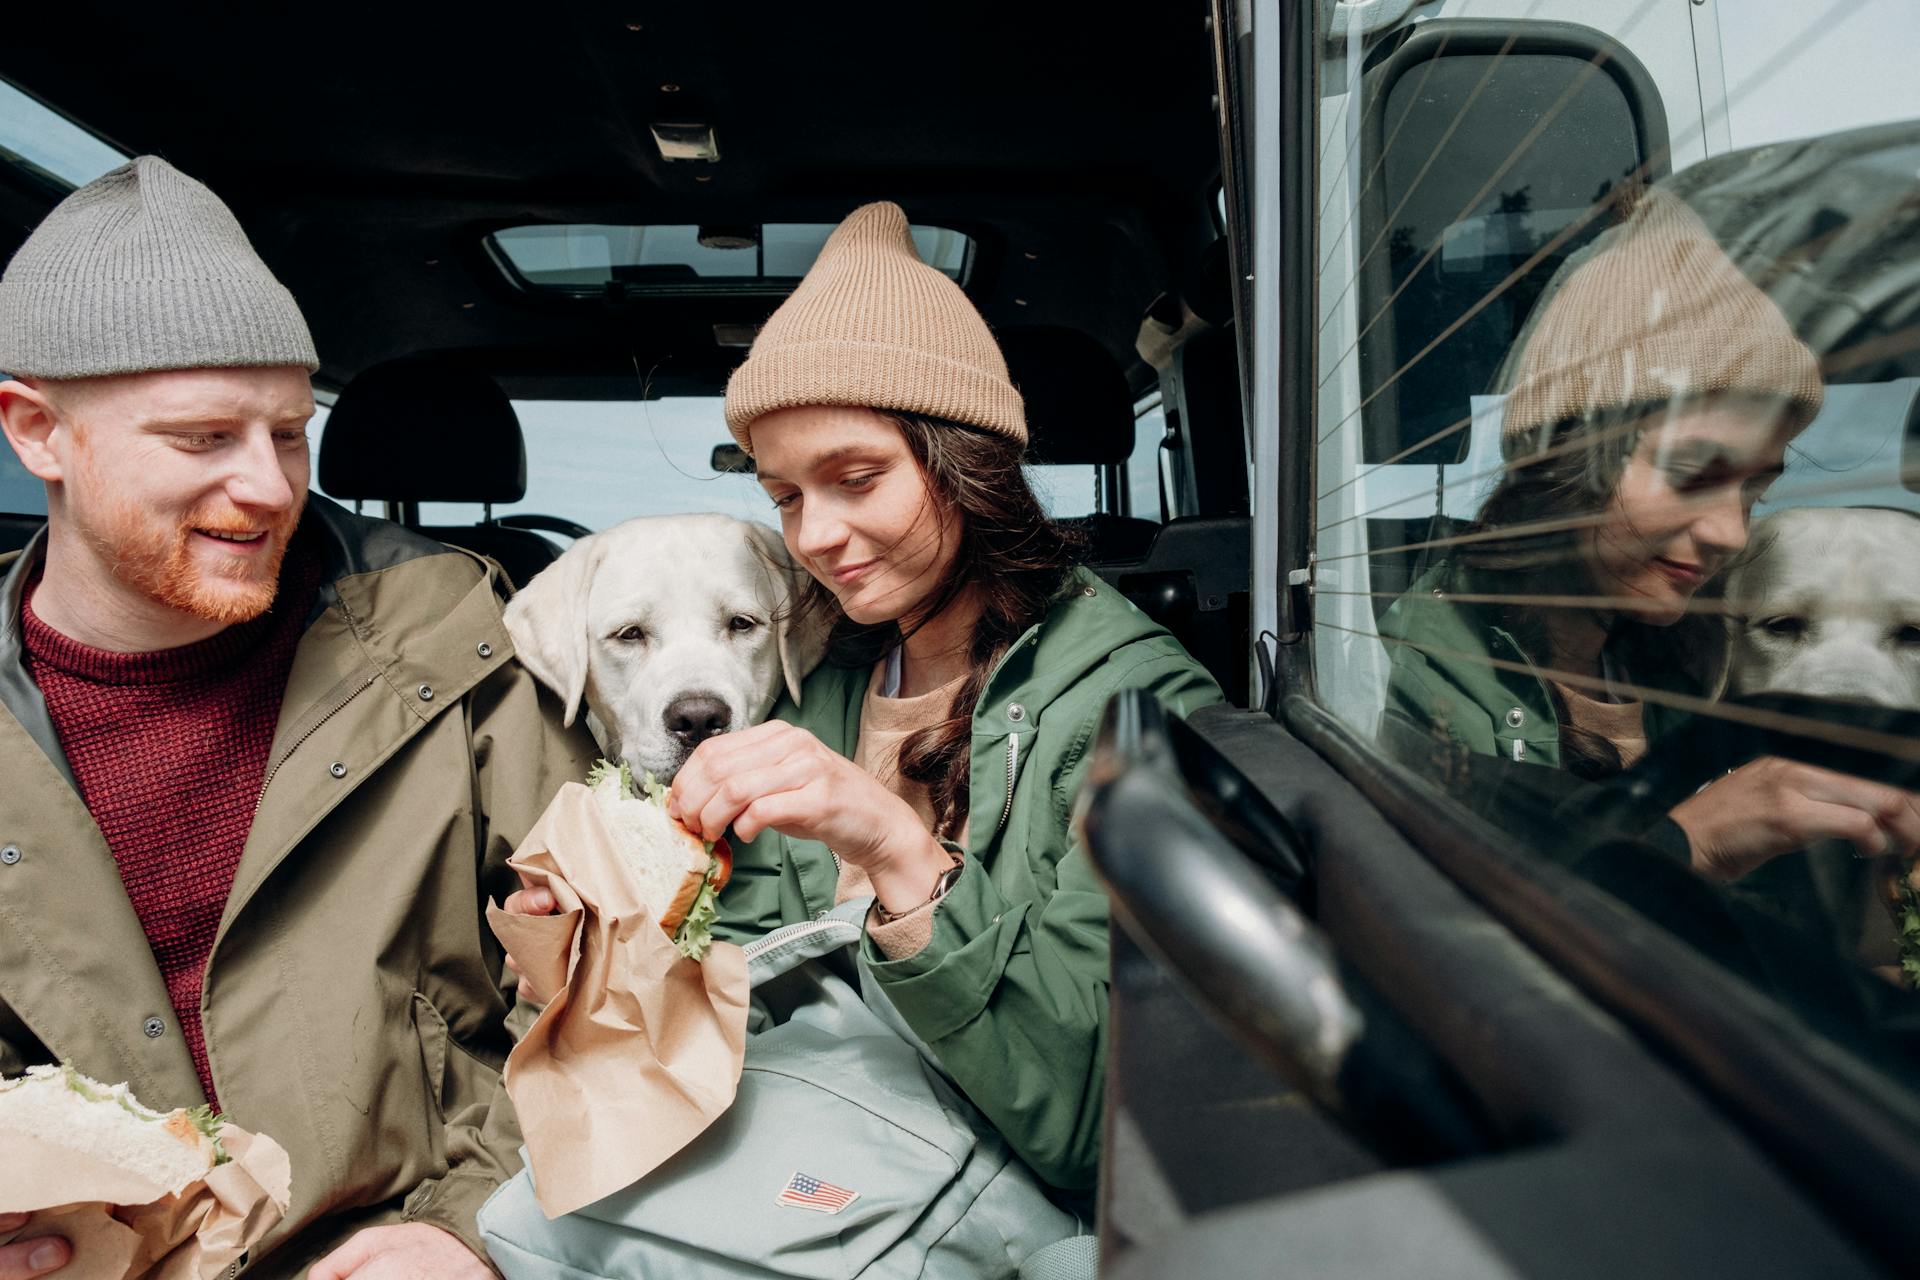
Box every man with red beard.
[0,158,594,1279]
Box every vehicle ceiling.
[1,4,1222,401]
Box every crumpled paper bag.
[0,1124,291,1279]
[486,781,749,1218]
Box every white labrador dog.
[1722,507,1920,708]
[504,514,830,780]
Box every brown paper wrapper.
[0,1123,291,1280]
[486,782,749,1218]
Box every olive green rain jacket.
[712,570,1222,1192]
[1377,559,1692,771]
[0,497,597,1276]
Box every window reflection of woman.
[1380,189,1920,882]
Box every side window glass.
[1313,6,1920,1101]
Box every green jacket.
[0,498,597,1276]
[712,569,1222,1191]
[1378,559,1691,771]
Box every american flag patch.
[775,1171,860,1214]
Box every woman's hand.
[668,722,954,913]
[1669,756,1920,883]
[500,879,560,1005]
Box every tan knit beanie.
[723,202,1025,451]
[1500,187,1822,455]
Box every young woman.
[1380,188,1920,883]
[658,202,1221,1193]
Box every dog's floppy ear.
[746,522,831,707]
[503,533,608,727]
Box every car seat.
[319,358,566,588]
[999,326,1161,561]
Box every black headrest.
[999,326,1134,465]
[319,359,527,503]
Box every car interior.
[0,6,1250,707]
[7,3,1920,1277]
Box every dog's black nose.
[664,695,733,746]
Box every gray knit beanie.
[0,156,318,378]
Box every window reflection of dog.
[1722,507,1920,709]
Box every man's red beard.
[81,494,304,627]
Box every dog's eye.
[729,615,760,633]
[613,624,647,643]
[1894,624,1920,647]
[1760,615,1807,639]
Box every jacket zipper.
[743,915,853,962]
[994,731,1020,838]
[251,672,378,817]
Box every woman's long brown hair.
[795,412,1083,838]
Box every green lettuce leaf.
[55,1062,229,1165]
[673,866,724,961]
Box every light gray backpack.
[478,899,1096,1280]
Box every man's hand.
[0,1215,68,1280]
[308,1223,491,1280]
[500,881,562,1005]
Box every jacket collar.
[1379,559,1563,761]
[0,526,69,784]
[971,568,1171,733]
[0,495,468,788]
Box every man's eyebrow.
[755,444,887,483]
[138,412,312,431]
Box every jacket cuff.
[503,991,544,1042]
[861,851,1026,1041]
[402,1171,507,1276]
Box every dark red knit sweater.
[21,546,321,1107]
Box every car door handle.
[1084,691,1493,1162]
[1083,691,1360,1096]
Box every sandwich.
[586,760,733,960]
[0,1063,226,1196]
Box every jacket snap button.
[142,1016,165,1039]
[477,642,494,658]
[1505,708,1526,729]
[329,762,348,779]
[0,845,18,866]
[417,684,435,701]
[1082,585,1097,597]
[1007,703,1026,723]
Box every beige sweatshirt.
[836,655,970,959]
[1549,679,1649,768]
